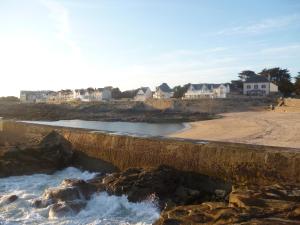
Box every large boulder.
[34,179,97,218]
[34,179,96,207]
[154,184,300,225]
[48,201,87,219]
[0,131,74,177]
[97,165,231,209]
[0,195,18,206]
[38,131,74,169]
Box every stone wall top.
[1,120,299,185]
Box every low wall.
[1,120,300,185]
[145,97,275,113]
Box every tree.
[0,96,20,102]
[258,67,294,96]
[230,80,243,92]
[173,83,190,98]
[295,72,300,96]
[111,88,122,99]
[238,70,256,81]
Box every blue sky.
[0,0,300,96]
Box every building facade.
[153,83,173,99]
[20,91,52,103]
[184,83,230,99]
[134,87,152,101]
[243,76,278,96]
[75,87,112,102]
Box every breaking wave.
[0,167,160,225]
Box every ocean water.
[0,167,160,225]
[21,120,187,137]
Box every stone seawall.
[145,97,275,113]
[1,120,300,185]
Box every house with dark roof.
[243,75,278,96]
[134,87,152,101]
[184,83,230,99]
[153,83,174,99]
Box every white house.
[134,87,152,101]
[74,89,86,101]
[57,89,74,102]
[20,90,52,103]
[46,91,58,103]
[75,87,112,102]
[243,76,278,96]
[153,83,173,99]
[184,83,230,99]
[95,87,112,101]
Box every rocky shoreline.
[0,102,216,123]
[1,131,300,224]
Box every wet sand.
[170,111,300,148]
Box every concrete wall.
[270,82,278,92]
[1,120,299,186]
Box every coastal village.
[2,1,300,224]
[19,73,279,103]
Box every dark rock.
[155,184,300,225]
[0,195,18,204]
[39,131,74,169]
[100,165,230,209]
[0,131,74,178]
[160,219,185,225]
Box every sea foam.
[0,167,160,225]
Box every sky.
[0,0,300,97]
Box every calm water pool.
[22,120,188,136]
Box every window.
[254,85,258,89]
[261,84,266,88]
[247,85,251,89]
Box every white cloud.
[217,14,300,35]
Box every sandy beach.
[170,111,300,148]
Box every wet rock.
[43,187,82,203]
[0,195,18,205]
[34,178,98,217]
[100,165,230,208]
[60,179,97,199]
[48,201,87,218]
[35,179,97,209]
